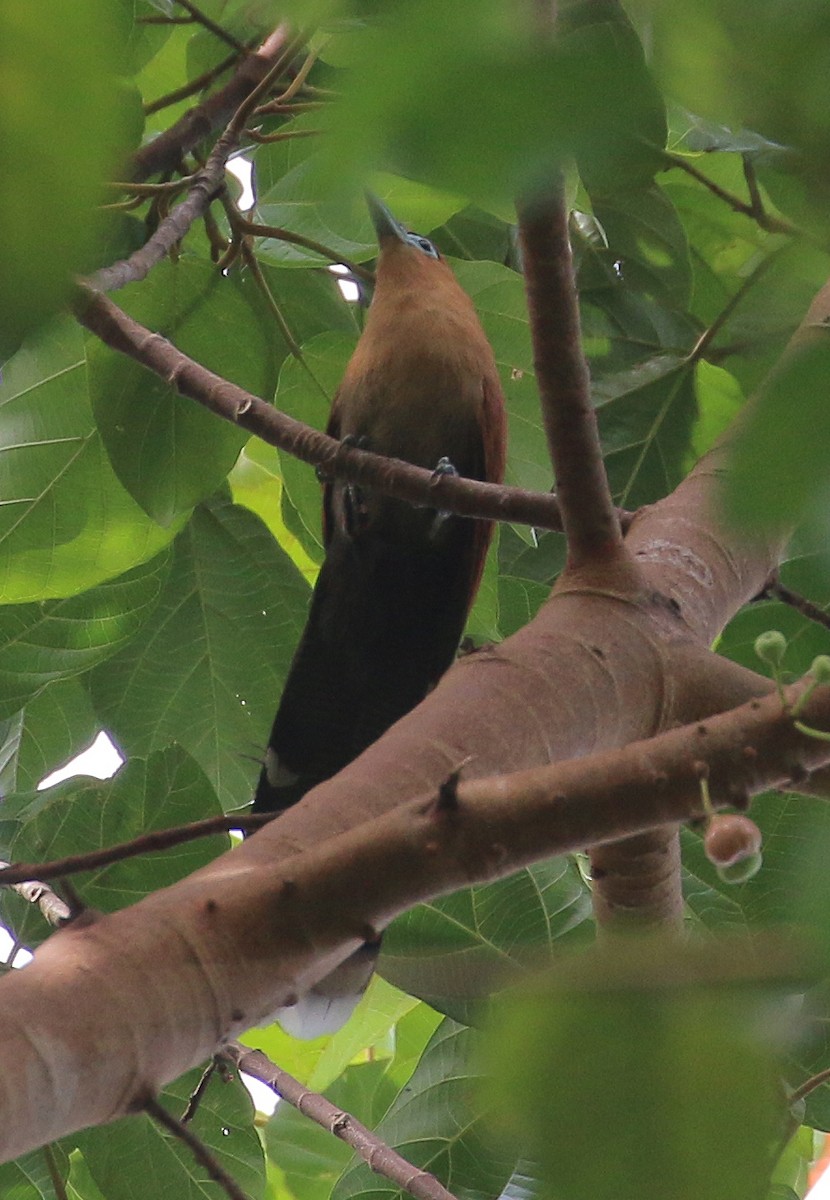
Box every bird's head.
[365,192,453,292]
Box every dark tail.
[252,514,483,814]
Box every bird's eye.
[406,232,440,259]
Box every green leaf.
[88,494,309,810]
[381,859,591,1023]
[591,184,692,309]
[307,977,428,1091]
[87,259,284,525]
[660,156,771,327]
[646,0,830,220]
[685,361,744,468]
[490,939,785,1200]
[0,680,101,798]
[274,331,357,554]
[0,1148,63,1200]
[0,551,169,720]
[450,261,552,497]
[243,975,425,1095]
[0,0,137,358]
[255,144,466,267]
[725,338,830,531]
[0,746,226,943]
[595,354,698,506]
[0,319,182,603]
[255,143,378,269]
[75,1064,264,1200]
[320,0,665,207]
[334,1020,515,1200]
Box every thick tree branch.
[517,180,625,568]
[0,678,828,1161]
[74,286,566,531]
[221,1044,460,1200]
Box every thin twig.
[145,1097,248,1200]
[237,218,373,283]
[182,1061,219,1124]
[688,250,780,363]
[662,150,799,238]
[766,582,830,634]
[252,100,325,116]
[255,45,320,109]
[243,126,321,144]
[106,175,199,197]
[74,286,569,532]
[239,240,305,359]
[0,814,273,887]
[144,48,243,117]
[175,0,247,52]
[221,1044,460,1200]
[43,1145,69,1200]
[788,1066,830,1106]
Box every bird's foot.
[429,456,459,536]
[334,435,372,537]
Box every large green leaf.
[320,0,665,206]
[87,259,284,525]
[596,353,697,506]
[0,678,101,796]
[0,745,226,946]
[0,319,181,603]
[255,137,466,267]
[490,941,785,1200]
[0,551,168,720]
[274,331,356,554]
[591,184,692,309]
[645,0,830,222]
[88,494,309,810]
[75,1064,264,1200]
[380,859,591,1023]
[0,1148,63,1200]
[243,975,430,1096]
[334,1021,515,1200]
[0,0,137,359]
[451,261,549,496]
[725,338,830,532]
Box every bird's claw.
[429,456,459,536]
[431,456,459,481]
[337,436,372,537]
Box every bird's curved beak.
[366,192,407,246]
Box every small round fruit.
[704,814,762,867]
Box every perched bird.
[253,194,507,1035]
